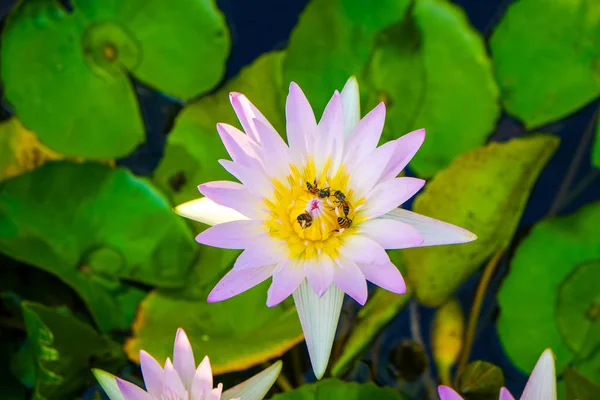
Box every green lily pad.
[564,366,600,400]
[498,202,600,375]
[20,301,125,399]
[0,161,195,332]
[403,134,559,306]
[125,280,303,375]
[1,0,229,159]
[283,0,411,115]
[457,361,504,400]
[490,0,600,128]
[270,379,404,400]
[154,51,286,207]
[363,0,499,178]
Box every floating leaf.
[564,366,600,400]
[2,0,229,158]
[0,161,195,332]
[432,298,464,385]
[404,134,559,306]
[125,280,303,375]
[154,51,286,207]
[363,0,499,177]
[21,301,125,399]
[490,0,600,128]
[283,0,411,114]
[457,361,504,400]
[498,202,600,376]
[270,379,404,400]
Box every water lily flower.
[438,348,557,400]
[93,328,281,400]
[175,77,476,379]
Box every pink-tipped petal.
[221,361,282,400]
[340,235,390,265]
[190,356,214,398]
[293,280,344,379]
[520,349,557,400]
[305,256,334,297]
[315,91,343,174]
[162,358,187,399]
[229,92,276,143]
[253,118,291,181]
[139,350,163,396]
[359,218,424,249]
[438,385,464,400]
[195,220,266,249]
[219,159,273,198]
[362,177,426,219]
[499,388,516,400]
[340,76,360,138]
[379,129,426,182]
[347,140,396,199]
[383,208,477,247]
[333,257,368,305]
[286,82,317,153]
[173,328,196,388]
[216,123,262,170]
[93,369,125,400]
[207,264,277,303]
[199,181,266,220]
[267,261,305,307]
[344,102,386,165]
[358,261,406,294]
[233,238,287,270]
[175,197,248,226]
[116,378,151,400]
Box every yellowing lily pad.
[498,202,600,376]
[1,0,229,159]
[21,301,125,399]
[363,0,500,178]
[271,379,404,400]
[404,134,559,306]
[0,161,195,332]
[490,0,600,128]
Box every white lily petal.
[383,208,477,246]
[292,279,344,379]
[92,369,125,400]
[520,349,557,400]
[340,76,360,138]
[221,361,282,400]
[174,197,248,226]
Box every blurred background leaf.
[1,0,229,159]
[404,134,559,306]
[0,161,195,332]
[432,298,464,385]
[564,366,600,400]
[498,202,600,381]
[270,379,405,399]
[457,361,504,400]
[490,0,600,128]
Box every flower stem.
[275,371,294,392]
[455,248,505,383]
[291,345,304,385]
[409,299,437,400]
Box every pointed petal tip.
[438,385,464,400]
[499,387,516,400]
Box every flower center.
[264,159,363,260]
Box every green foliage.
[1,0,229,159]
[490,0,600,128]
[20,301,125,399]
[457,361,504,400]
[564,367,600,400]
[498,202,600,380]
[0,161,195,332]
[403,134,559,306]
[270,379,404,400]
[593,119,600,169]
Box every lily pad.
[125,280,303,375]
[457,361,504,400]
[564,366,600,400]
[363,0,500,178]
[153,51,286,207]
[0,161,195,332]
[498,202,600,375]
[1,0,229,159]
[404,134,559,306]
[20,301,125,399]
[283,0,411,114]
[490,0,600,128]
[270,379,404,400]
